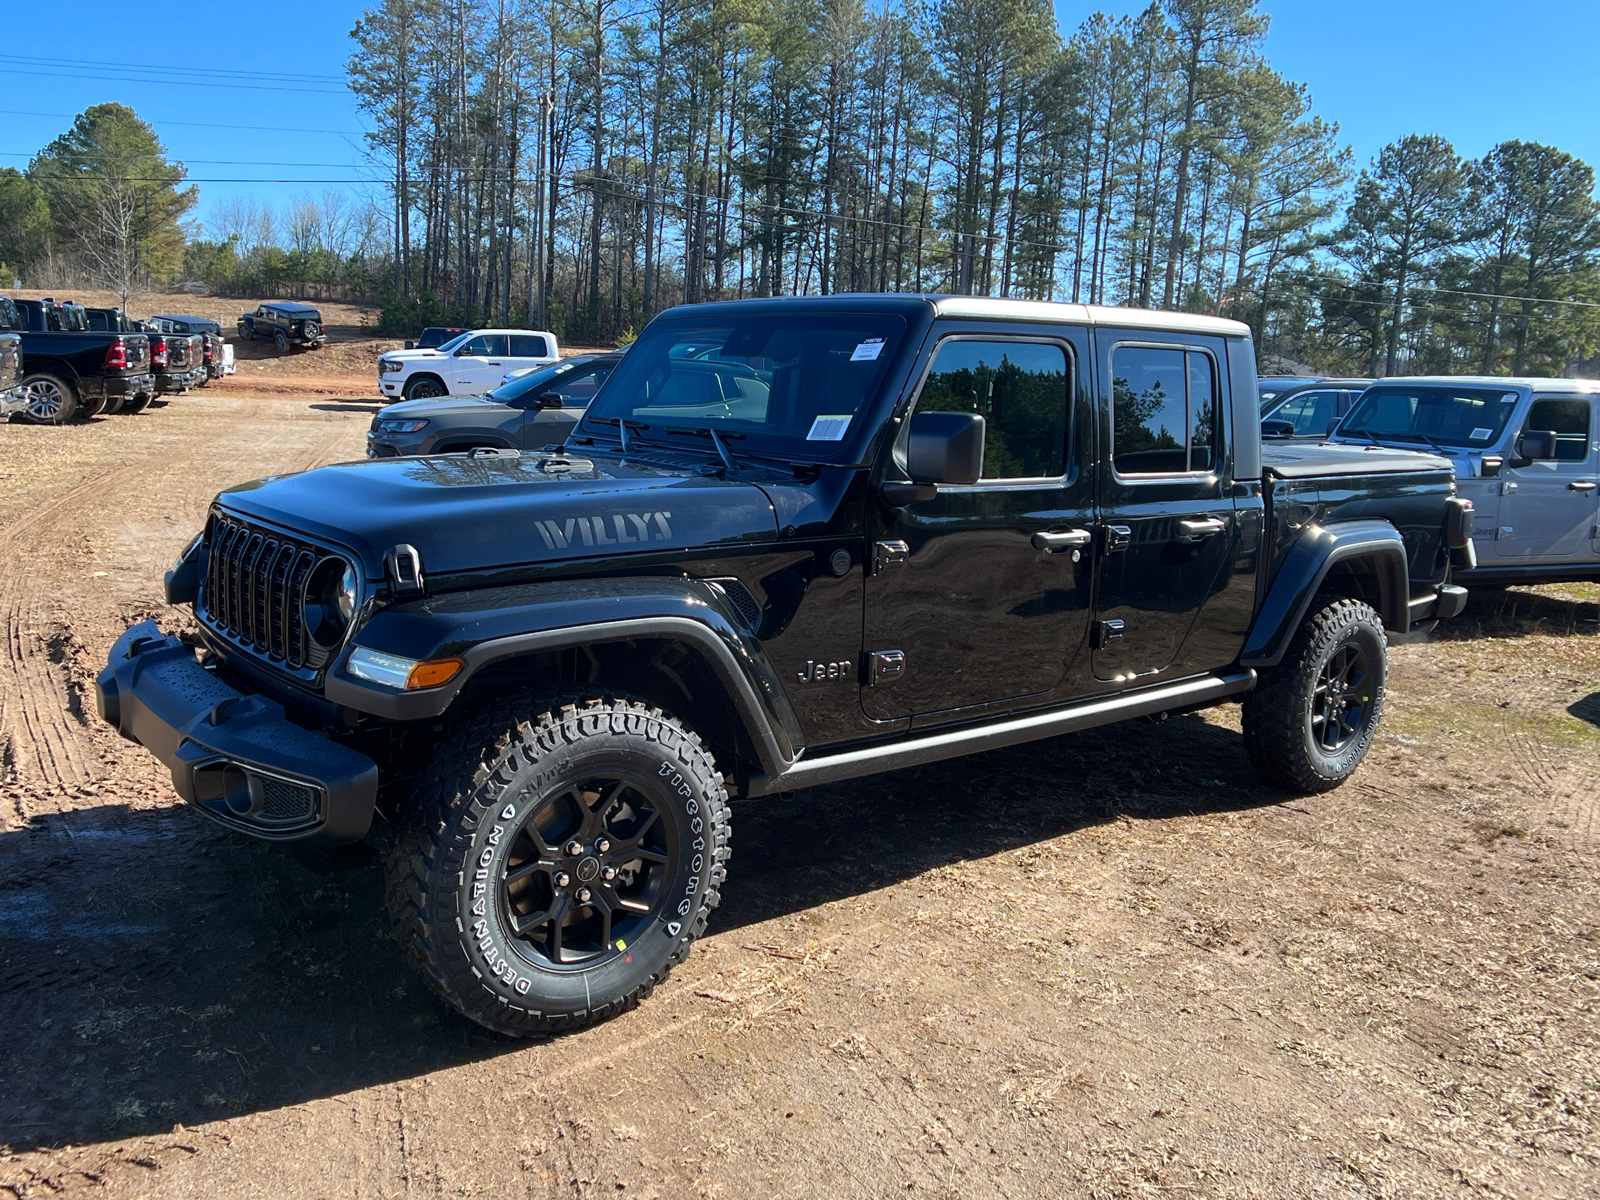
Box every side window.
[1276,390,1338,438]
[459,335,494,356]
[914,339,1069,479]
[1525,399,1591,463]
[555,366,611,402]
[1112,346,1219,475]
[510,334,549,357]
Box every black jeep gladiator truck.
[97,296,1471,1037]
[7,298,153,423]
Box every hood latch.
[385,543,425,598]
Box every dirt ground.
[1,379,1598,1198]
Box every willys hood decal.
[216,454,780,576]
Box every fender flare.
[1240,519,1410,668]
[323,577,803,774]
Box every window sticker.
[850,338,885,362]
[1470,428,1493,440]
[807,415,852,441]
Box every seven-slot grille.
[201,513,336,670]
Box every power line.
[0,54,346,84]
[0,67,347,95]
[0,109,367,137]
[0,152,371,169]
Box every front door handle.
[1176,516,1228,538]
[1031,528,1093,552]
[1569,481,1596,492]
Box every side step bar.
[743,670,1256,797]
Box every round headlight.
[338,564,358,623]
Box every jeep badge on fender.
[98,294,1468,1038]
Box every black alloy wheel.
[1242,593,1387,793]
[273,330,288,353]
[405,377,444,400]
[502,775,676,969]
[388,692,731,1037]
[1310,642,1373,755]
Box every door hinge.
[873,540,910,572]
[1092,619,1125,648]
[1502,481,1519,495]
[1497,526,1514,541]
[866,649,905,685]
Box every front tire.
[404,376,445,400]
[388,693,731,1037]
[1242,594,1387,793]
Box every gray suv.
[366,353,621,458]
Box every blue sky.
[3,0,1598,234]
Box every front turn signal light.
[405,657,464,690]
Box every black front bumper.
[95,621,377,852]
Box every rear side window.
[1275,389,1340,438]
[510,334,549,357]
[1524,399,1592,462]
[1111,346,1218,475]
[914,339,1069,479]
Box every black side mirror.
[535,392,563,410]
[404,340,415,349]
[1512,430,1556,467]
[1261,420,1295,440]
[884,411,986,504]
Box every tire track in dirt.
[0,467,132,793]
[1498,702,1599,843]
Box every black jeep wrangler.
[238,301,326,353]
[97,296,1471,1037]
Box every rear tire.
[122,392,152,414]
[273,331,288,353]
[388,692,731,1037]
[1242,594,1387,793]
[19,373,79,425]
[100,394,125,415]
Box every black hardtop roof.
[265,302,320,313]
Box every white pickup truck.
[377,328,561,401]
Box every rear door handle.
[1031,528,1093,552]
[1569,481,1596,492]
[1176,516,1228,538]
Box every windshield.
[1338,385,1521,449]
[434,331,471,354]
[484,358,594,403]
[580,313,905,461]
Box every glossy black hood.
[216,454,780,576]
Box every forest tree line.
[2,1,1598,376]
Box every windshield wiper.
[664,426,746,471]
[588,415,652,453]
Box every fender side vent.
[705,578,762,633]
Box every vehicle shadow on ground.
[1433,585,1600,642]
[1568,693,1600,729]
[0,714,1273,1151]
[309,402,384,414]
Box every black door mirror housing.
[1512,430,1556,467]
[535,392,564,410]
[1261,419,1295,440]
[404,340,415,349]
[884,411,986,504]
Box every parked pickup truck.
[84,308,155,413]
[0,323,21,419]
[149,314,233,384]
[141,325,207,397]
[1330,375,1600,586]
[376,327,561,400]
[98,295,1470,1039]
[8,297,153,423]
[238,302,326,352]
